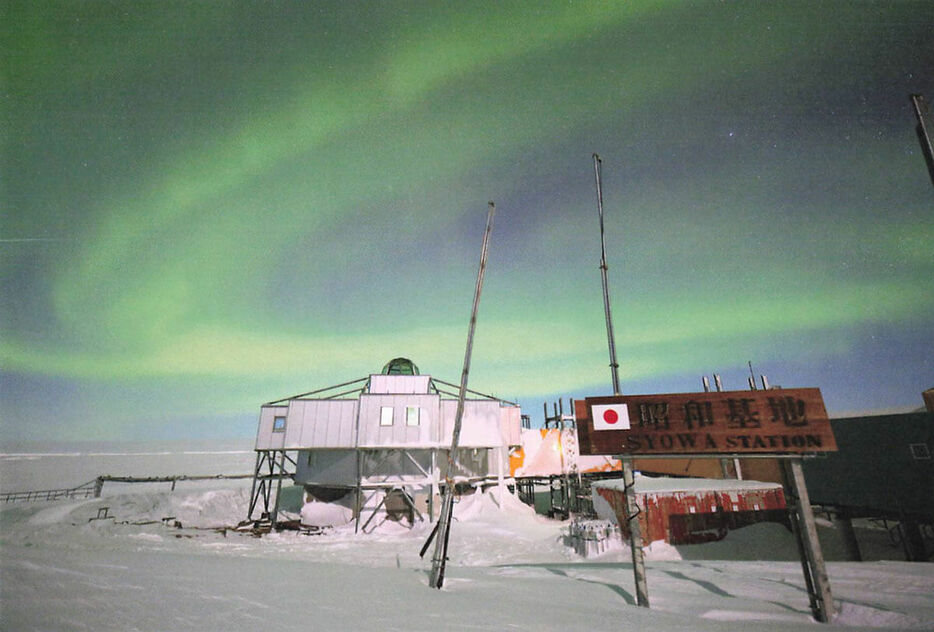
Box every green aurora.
[2,1,933,440]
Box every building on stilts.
[247,358,521,532]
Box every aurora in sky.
[3,1,933,441]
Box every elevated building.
[248,358,522,531]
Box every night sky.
[3,2,933,442]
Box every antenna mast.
[910,94,934,189]
[425,202,496,589]
[592,154,649,608]
[593,154,621,395]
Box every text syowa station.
[577,388,837,456]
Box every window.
[380,406,394,426]
[910,443,931,460]
[406,406,420,427]
[272,416,286,433]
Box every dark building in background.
[803,395,933,562]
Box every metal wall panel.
[283,403,303,446]
[360,449,434,482]
[594,483,785,544]
[367,374,431,394]
[804,412,934,519]
[293,449,358,486]
[357,394,440,447]
[441,400,504,447]
[258,392,520,451]
[338,400,357,446]
[255,406,289,450]
[284,400,358,449]
[500,406,522,446]
[309,401,328,447]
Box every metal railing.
[2,473,254,504]
[2,479,100,503]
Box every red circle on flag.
[603,409,619,424]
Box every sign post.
[577,388,838,623]
[785,458,836,622]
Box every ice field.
[2,441,933,631]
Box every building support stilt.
[246,450,294,527]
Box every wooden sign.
[576,388,837,456]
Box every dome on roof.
[381,357,419,375]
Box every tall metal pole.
[428,202,496,589]
[592,154,649,608]
[910,94,934,189]
[594,154,621,395]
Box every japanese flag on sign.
[591,403,630,431]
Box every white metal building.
[248,358,522,531]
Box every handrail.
[1,473,255,504]
[1,479,99,504]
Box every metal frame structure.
[354,446,434,533]
[264,375,515,408]
[246,449,297,527]
[542,398,579,518]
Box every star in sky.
[2,1,933,440]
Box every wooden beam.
[788,458,836,622]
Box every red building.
[593,476,786,545]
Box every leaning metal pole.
[910,94,934,189]
[594,154,621,395]
[593,154,650,608]
[428,201,496,589]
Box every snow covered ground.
[2,441,933,631]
